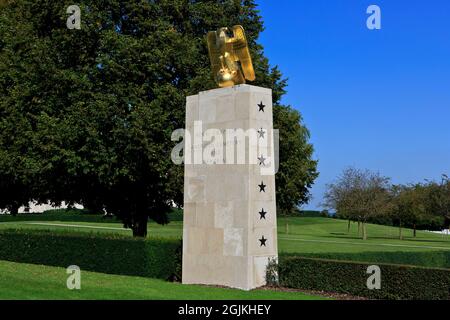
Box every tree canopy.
[323,167,391,240]
[0,0,318,236]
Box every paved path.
[25,222,128,231]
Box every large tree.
[323,167,391,240]
[0,0,318,237]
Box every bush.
[265,257,280,286]
[0,229,180,280]
[166,208,184,222]
[0,210,111,223]
[282,250,450,269]
[299,210,324,218]
[278,256,450,300]
[169,240,183,282]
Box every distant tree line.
[323,168,450,240]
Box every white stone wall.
[18,202,84,214]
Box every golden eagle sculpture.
[207,25,256,88]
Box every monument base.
[182,85,278,291]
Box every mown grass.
[0,260,324,300]
[278,216,450,253]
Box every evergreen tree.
[0,0,318,236]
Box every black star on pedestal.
[259,236,267,247]
[258,155,266,166]
[259,208,267,220]
[258,181,266,193]
[258,101,266,112]
[257,128,266,139]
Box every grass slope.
[0,260,323,300]
[278,217,450,254]
[1,212,449,267]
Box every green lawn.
[279,216,450,254]
[1,212,449,299]
[0,220,182,238]
[1,213,448,255]
[1,212,449,268]
[0,260,323,300]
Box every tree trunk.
[132,215,148,238]
[357,221,361,237]
[347,220,351,234]
[9,204,19,216]
[413,224,416,238]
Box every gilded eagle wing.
[231,25,255,81]
[206,31,222,80]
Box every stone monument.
[182,26,278,291]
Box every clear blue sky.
[257,0,450,210]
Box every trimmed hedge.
[282,250,450,269]
[0,229,180,280]
[278,256,450,300]
[2,228,449,299]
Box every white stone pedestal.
[182,84,278,291]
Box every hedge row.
[282,250,450,269]
[2,228,449,299]
[0,229,180,280]
[278,256,450,300]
